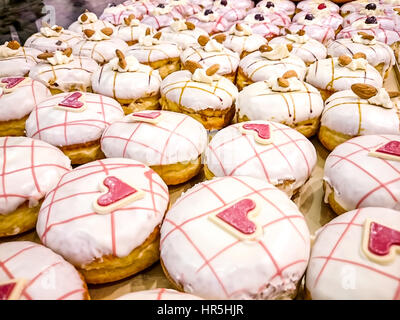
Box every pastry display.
[205,121,317,197]
[125,31,181,79]
[72,28,129,65]
[236,74,324,137]
[160,65,238,130]
[115,14,156,46]
[0,77,50,136]
[323,134,400,215]
[237,44,307,91]
[25,92,124,164]
[36,158,169,284]
[140,4,184,30]
[241,13,282,39]
[305,55,383,101]
[25,24,82,53]
[29,49,99,94]
[101,110,207,185]
[0,136,71,237]
[0,41,42,78]
[327,32,395,78]
[256,0,296,17]
[221,23,268,58]
[91,50,161,114]
[269,30,327,65]
[160,176,311,299]
[0,241,89,300]
[306,207,400,300]
[187,8,231,34]
[287,23,335,43]
[181,35,240,82]
[116,288,203,300]
[68,11,116,36]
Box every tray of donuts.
[0,0,400,301]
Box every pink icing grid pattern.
[38,160,169,257]
[161,176,308,298]
[0,243,85,300]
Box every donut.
[204,121,317,197]
[116,14,156,46]
[72,28,129,65]
[159,19,209,50]
[160,176,311,299]
[327,33,395,79]
[28,49,99,94]
[140,4,184,30]
[24,25,82,53]
[269,31,327,66]
[91,51,161,114]
[236,44,307,91]
[0,137,71,237]
[181,36,240,82]
[256,0,296,17]
[0,77,50,136]
[236,76,324,138]
[343,12,400,32]
[287,23,335,44]
[101,110,207,185]
[0,241,89,300]
[36,158,169,284]
[187,8,232,34]
[247,6,292,28]
[323,134,400,214]
[292,10,344,33]
[0,41,42,78]
[100,3,148,25]
[25,92,125,165]
[160,68,238,130]
[296,0,340,14]
[240,13,282,39]
[68,10,116,36]
[221,23,268,58]
[116,288,203,300]
[319,85,400,151]
[306,207,400,300]
[125,32,182,79]
[305,56,383,101]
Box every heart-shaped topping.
[0,279,26,300]
[369,140,400,162]
[1,77,25,90]
[240,123,272,144]
[56,92,86,112]
[209,198,261,240]
[93,176,144,214]
[362,219,400,264]
[130,111,162,124]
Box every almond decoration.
[358,31,374,40]
[282,70,298,79]
[80,13,88,22]
[388,91,400,98]
[6,40,20,50]
[116,49,127,69]
[145,27,151,36]
[206,64,220,76]
[259,44,273,52]
[353,52,367,59]
[338,55,352,66]
[284,28,291,35]
[278,77,289,88]
[153,32,162,40]
[53,26,63,33]
[63,48,73,57]
[213,33,226,44]
[101,27,113,36]
[185,21,195,30]
[286,43,293,52]
[235,23,244,31]
[297,29,305,36]
[198,35,210,46]
[185,60,203,74]
[351,83,378,99]
[394,8,400,14]
[37,52,55,60]
[83,29,95,38]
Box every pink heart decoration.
[376,141,400,157]
[58,92,84,109]
[242,123,271,140]
[132,111,162,120]
[1,77,25,89]
[97,176,139,207]
[368,221,400,256]
[0,282,16,300]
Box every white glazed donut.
[205,121,317,197]
[236,79,324,137]
[187,9,232,34]
[247,7,291,28]
[327,35,395,77]
[101,110,207,166]
[0,241,88,300]
[337,24,400,46]
[116,288,203,300]
[343,12,400,31]
[269,34,327,65]
[0,42,42,78]
[160,176,311,300]
[36,158,169,267]
[323,134,400,212]
[305,57,383,95]
[0,136,71,215]
[115,18,155,45]
[306,207,400,300]
[29,52,99,93]
[287,23,335,44]
[241,12,285,38]
[68,11,116,36]
[0,77,50,122]
[296,0,340,14]
[25,26,82,53]
[25,92,124,148]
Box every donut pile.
[0,0,399,300]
